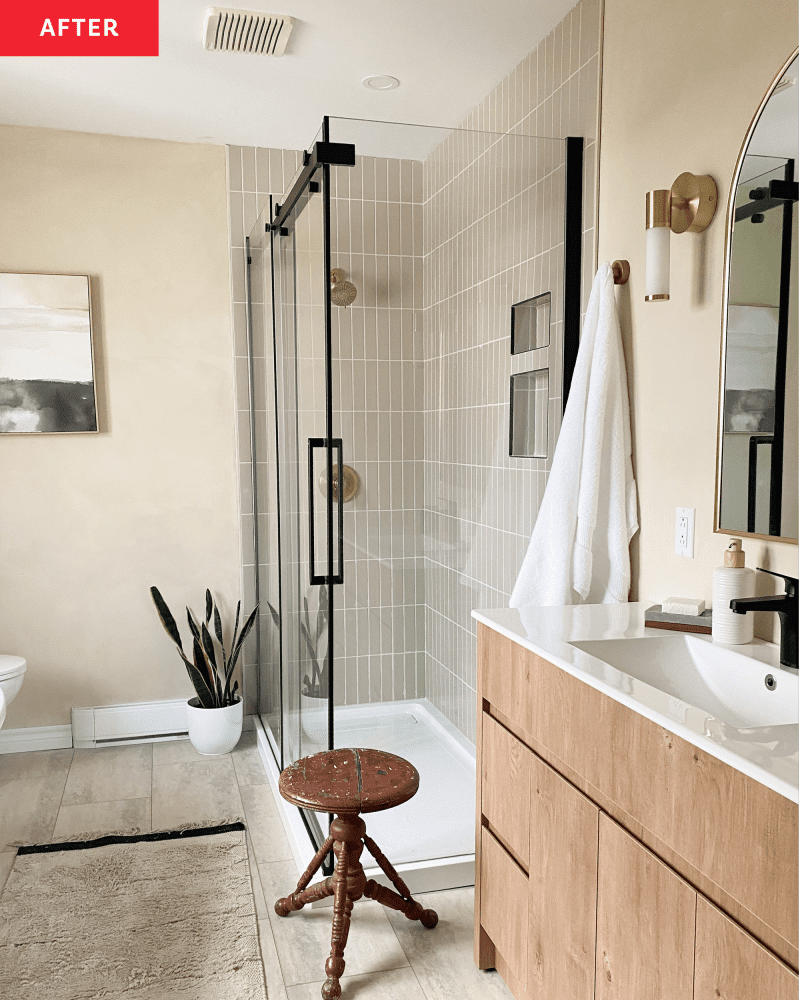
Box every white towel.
[509,262,638,608]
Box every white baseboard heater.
[72,699,190,748]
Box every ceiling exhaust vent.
[203,7,294,55]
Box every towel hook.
[612,260,630,285]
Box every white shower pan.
[255,698,476,896]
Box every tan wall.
[598,0,798,633]
[0,125,241,728]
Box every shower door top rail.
[271,141,355,233]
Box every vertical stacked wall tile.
[328,157,426,707]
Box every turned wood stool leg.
[362,834,438,928]
[274,807,437,997]
[322,815,367,1000]
[275,835,336,916]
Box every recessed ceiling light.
[362,75,400,91]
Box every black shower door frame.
[266,118,355,865]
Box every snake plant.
[150,586,258,709]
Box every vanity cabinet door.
[527,753,599,1000]
[694,896,799,1000]
[595,815,695,1000]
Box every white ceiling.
[0,0,578,152]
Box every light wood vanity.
[474,622,799,1000]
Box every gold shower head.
[330,268,357,307]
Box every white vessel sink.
[0,686,5,730]
[571,634,797,730]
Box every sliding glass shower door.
[272,178,336,758]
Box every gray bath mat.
[0,824,268,1000]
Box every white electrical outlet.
[675,507,695,557]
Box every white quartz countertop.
[472,602,799,803]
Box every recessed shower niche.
[511,291,551,353]
[242,116,585,890]
[510,368,550,458]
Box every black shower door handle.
[307,437,344,586]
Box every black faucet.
[729,569,798,670]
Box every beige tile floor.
[0,732,512,1000]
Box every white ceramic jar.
[186,696,243,755]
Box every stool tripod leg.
[362,835,413,899]
[275,835,335,916]
[362,834,438,928]
[363,879,438,927]
[322,841,352,1000]
[275,875,336,915]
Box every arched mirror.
[716,53,799,542]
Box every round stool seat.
[279,748,419,815]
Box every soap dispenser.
[712,539,756,644]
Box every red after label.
[2,1,159,55]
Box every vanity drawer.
[482,714,531,866]
[480,828,529,987]
[479,623,533,734]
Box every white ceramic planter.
[186,696,243,755]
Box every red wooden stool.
[274,747,438,999]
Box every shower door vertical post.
[321,116,335,875]
[322,115,336,754]
[244,236,262,717]
[267,198,286,771]
[562,136,584,412]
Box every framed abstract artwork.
[0,271,98,433]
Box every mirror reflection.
[718,56,799,540]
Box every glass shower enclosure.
[247,117,584,890]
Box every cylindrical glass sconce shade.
[645,189,671,301]
[645,227,670,300]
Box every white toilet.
[0,655,27,710]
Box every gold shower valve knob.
[319,464,360,503]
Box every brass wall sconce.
[645,173,718,301]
